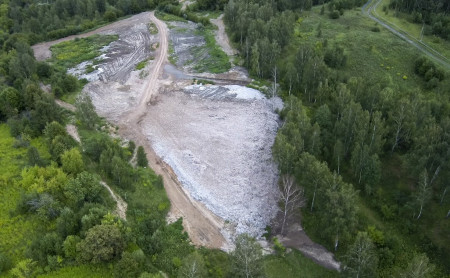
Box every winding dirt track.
[118,12,227,249]
[100,181,128,220]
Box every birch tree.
[231,234,262,278]
[332,139,344,175]
[343,232,378,278]
[295,153,329,212]
[389,98,412,152]
[177,252,207,278]
[279,175,305,235]
[400,253,435,278]
[321,174,358,250]
[412,170,432,220]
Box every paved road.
[362,0,450,70]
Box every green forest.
[0,0,449,277]
[224,0,449,277]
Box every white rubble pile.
[142,85,281,237]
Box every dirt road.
[278,223,340,271]
[118,12,228,249]
[210,15,237,58]
[362,0,450,70]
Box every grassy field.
[289,7,425,92]
[50,34,118,69]
[373,0,450,60]
[264,250,339,278]
[0,125,49,264]
[156,9,230,73]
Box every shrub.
[77,224,125,264]
[273,237,286,256]
[104,10,117,22]
[137,146,148,168]
[329,10,340,19]
[0,253,12,275]
[371,26,381,32]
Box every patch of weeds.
[152,42,160,50]
[168,42,178,65]
[0,124,49,262]
[85,64,95,73]
[93,58,104,65]
[247,79,270,94]
[192,78,215,85]
[191,10,222,20]
[139,70,149,79]
[155,11,187,23]
[135,59,149,70]
[50,34,118,69]
[175,27,189,33]
[60,78,89,105]
[191,27,230,73]
[148,22,158,34]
